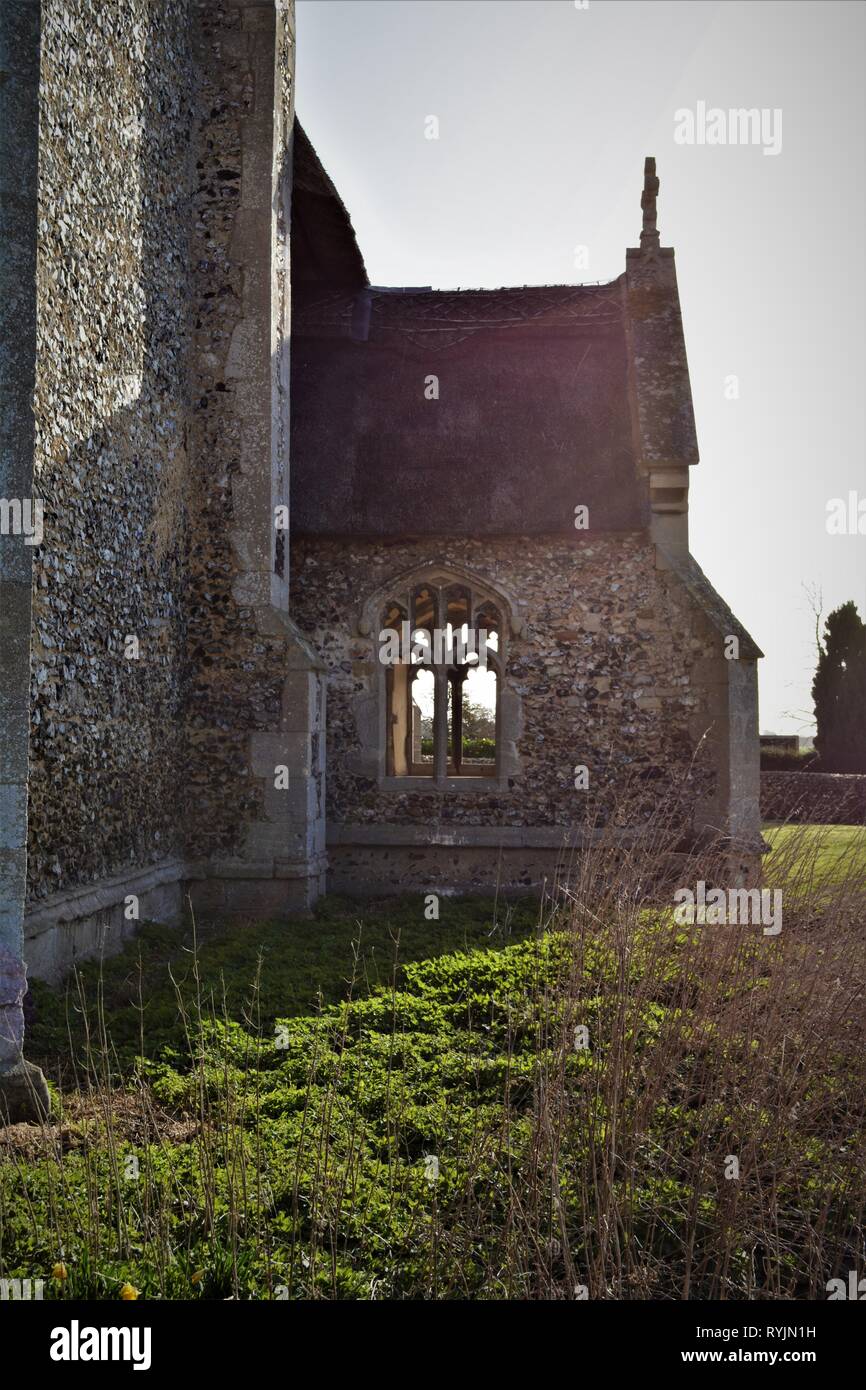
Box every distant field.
[763,822,866,886]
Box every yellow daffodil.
[119,1283,139,1301]
[52,1262,67,1281]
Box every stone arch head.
[356,562,524,642]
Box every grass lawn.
[762,822,866,887]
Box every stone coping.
[329,824,653,849]
[24,853,329,938]
[328,824,767,854]
[24,858,188,937]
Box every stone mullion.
[451,669,465,775]
[433,667,449,785]
[405,667,416,774]
[491,653,502,779]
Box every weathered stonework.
[1,0,48,1113]
[0,1,325,1005]
[183,0,326,919]
[291,533,761,893]
[761,772,866,825]
[28,0,192,904]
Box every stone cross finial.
[640,156,660,252]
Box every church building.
[0,0,760,1120]
[289,131,762,895]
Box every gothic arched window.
[377,577,504,782]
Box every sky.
[295,0,866,734]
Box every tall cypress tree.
[812,601,866,772]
